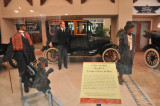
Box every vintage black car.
[0,44,17,68]
[42,20,119,63]
[143,30,160,68]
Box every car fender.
[143,44,160,53]
[99,44,118,55]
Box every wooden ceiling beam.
[81,0,87,4]
[110,0,115,3]
[3,0,11,7]
[26,0,33,6]
[41,0,47,5]
[66,0,72,4]
[133,0,138,3]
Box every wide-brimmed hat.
[124,21,135,31]
[15,19,26,26]
[15,19,26,30]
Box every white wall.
[0,0,3,28]
[0,0,133,45]
[1,0,118,18]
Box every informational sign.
[134,5,160,13]
[80,62,121,104]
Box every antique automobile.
[42,20,119,63]
[143,30,160,68]
[0,43,17,68]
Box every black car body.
[0,44,8,61]
[0,43,17,68]
[43,20,119,63]
[143,30,160,68]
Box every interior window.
[77,22,87,35]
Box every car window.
[67,22,74,35]
[77,22,87,35]
[49,21,60,35]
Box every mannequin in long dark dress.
[117,21,136,85]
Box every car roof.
[46,19,92,24]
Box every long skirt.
[116,50,134,74]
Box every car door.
[69,21,89,51]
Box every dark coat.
[116,31,136,74]
[56,28,70,48]
[3,35,36,75]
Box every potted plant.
[116,28,124,38]
[95,25,109,37]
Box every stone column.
[1,18,16,43]
[152,16,160,31]
[41,20,47,46]
[111,0,133,45]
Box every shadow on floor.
[0,64,7,72]
[69,56,103,63]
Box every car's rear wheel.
[102,48,119,62]
[9,56,18,68]
[45,48,58,64]
[144,48,159,68]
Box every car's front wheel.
[102,48,119,62]
[45,48,58,64]
[144,48,159,68]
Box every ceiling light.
[65,13,68,16]
[18,6,21,10]
[14,10,19,13]
[30,10,34,12]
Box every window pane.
[77,22,87,35]
[68,22,74,35]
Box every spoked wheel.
[144,48,159,68]
[9,56,18,68]
[45,48,58,64]
[102,48,119,62]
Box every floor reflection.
[68,56,103,63]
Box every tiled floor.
[132,52,160,106]
[0,50,160,106]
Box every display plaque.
[80,62,121,104]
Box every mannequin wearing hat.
[3,23,36,93]
[116,21,136,85]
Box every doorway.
[133,21,151,52]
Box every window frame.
[48,20,89,36]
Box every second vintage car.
[42,20,119,63]
[0,43,17,68]
[143,30,160,68]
